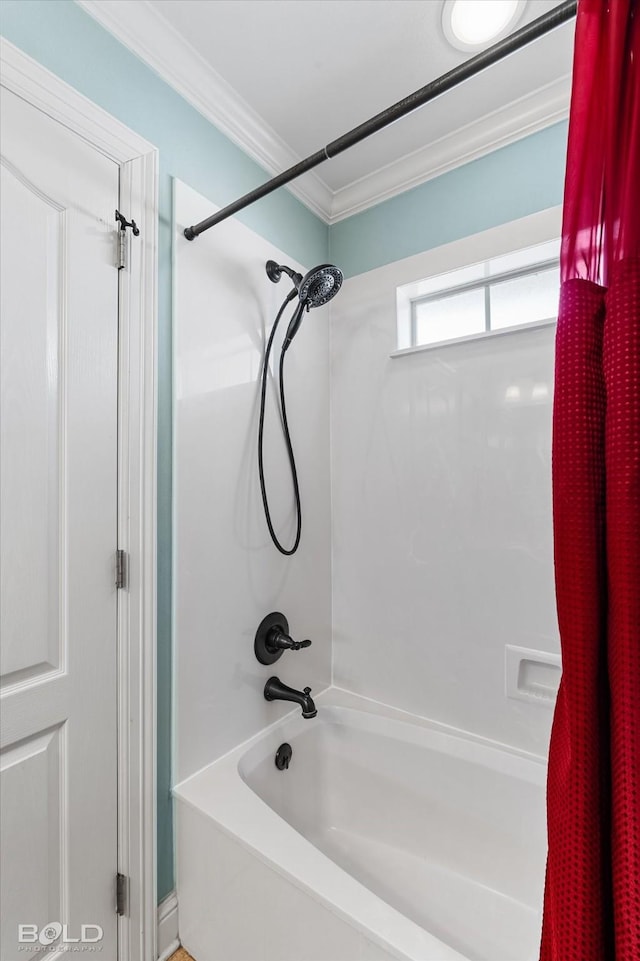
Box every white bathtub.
[174,689,547,961]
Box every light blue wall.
[330,120,568,278]
[0,0,567,905]
[0,0,328,904]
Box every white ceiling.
[79,0,575,222]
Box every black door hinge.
[116,873,128,916]
[116,549,128,590]
[115,209,140,270]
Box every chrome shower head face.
[299,264,343,308]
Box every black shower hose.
[258,291,302,555]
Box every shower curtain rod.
[184,0,577,241]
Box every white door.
[0,86,120,960]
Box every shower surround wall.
[174,181,332,782]
[330,210,562,758]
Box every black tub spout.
[264,676,317,719]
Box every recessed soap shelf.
[505,645,561,705]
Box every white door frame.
[0,37,159,961]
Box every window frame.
[409,254,559,350]
[390,227,562,357]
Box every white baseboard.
[157,891,179,961]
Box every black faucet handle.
[254,613,312,666]
[303,686,312,695]
[271,630,311,652]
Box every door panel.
[0,727,64,943]
[0,160,64,686]
[0,86,120,960]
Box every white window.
[396,238,560,351]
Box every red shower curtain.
[541,1,640,959]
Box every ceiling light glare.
[443,0,525,51]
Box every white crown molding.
[328,75,571,224]
[76,0,334,220]
[76,0,569,227]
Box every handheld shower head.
[259,260,344,555]
[299,264,343,308]
[266,260,343,305]
[275,263,343,351]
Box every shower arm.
[184,0,577,242]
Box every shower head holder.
[266,260,302,287]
